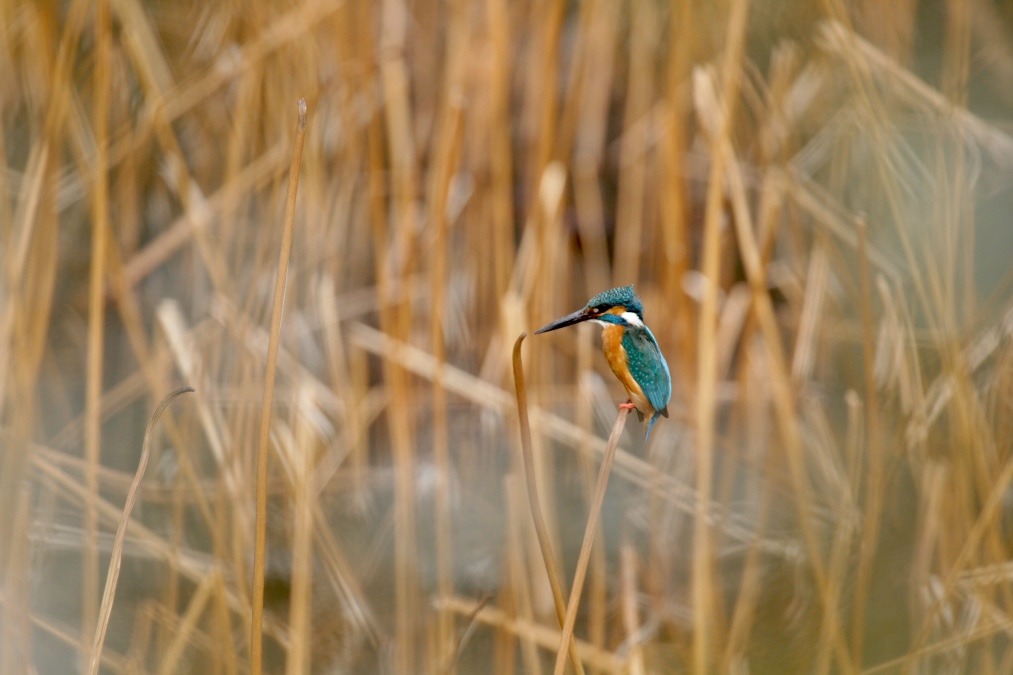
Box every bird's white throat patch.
[621,311,643,327]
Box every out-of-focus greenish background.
[1,0,1011,672]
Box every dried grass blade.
[511,334,586,675]
[87,386,195,675]
[251,99,308,674]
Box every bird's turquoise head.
[534,285,646,334]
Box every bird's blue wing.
[621,326,672,415]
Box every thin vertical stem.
[430,19,466,663]
[552,407,630,675]
[620,545,646,675]
[512,334,586,675]
[251,99,307,675]
[285,386,316,675]
[505,475,544,675]
[849,218,883,665]
[88,387,195,675]
[83,0,111,665]
[693,1,751,671]
[378,1,423,666]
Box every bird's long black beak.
[534,308,592,334]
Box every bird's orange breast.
[601,325,652,416]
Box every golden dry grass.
[1,0,1012,673]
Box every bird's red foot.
[618,401,637,411]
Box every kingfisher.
[535,285,671,439]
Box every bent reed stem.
[512,333,586,675]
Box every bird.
[534,285,671,439]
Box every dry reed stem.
[83,0,112,661]
[430,10,467,661]
[619,545,645,675]
[692,1,751,669]
[613,0,656,287]
[814,510,858,675]
[848,218,883,665]
[511,333,586,675]
[505,474,545,675]
[575,326,608,659]
[570,0,617,295]
[251,98,307,674]
[552,406,629,675]
[552,0,590,165]
[211,571,238,675]
[529,0,564,178]
[87,386,195,675]
[436,596,623,673]
[790,236,830,382]
[373,5,424,665]
[284,384,317,675]
[660,1,695,369]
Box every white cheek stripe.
[621,311,643,327]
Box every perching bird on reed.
[535,285,671,438]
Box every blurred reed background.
[1,0,1011,672]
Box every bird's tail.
[644,412,662,440]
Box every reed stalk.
[251,99,307,674]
